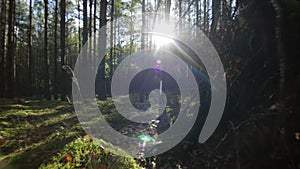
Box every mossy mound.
[39,135,139,169]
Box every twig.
[61,65,83,104]
[62,65,75,78]
[65,96,73,105]
[229,121,241,169]
[213,127,232,151]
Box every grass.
[0,98,139,169]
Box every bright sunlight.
[152,34,174,47]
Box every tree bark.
[94,0,97,34]
[28,0,33,96]
[89,0,93,65]
[195,0,199,26]
[0,0,7,97]
[83,0,88,45]
[53,0,58,99]
[97,0,107,100]
[89,0,93,36]
[203,0,207,32]
[6,0,15,98]
[82,0,88,67]
[141,0,145,50]
[109,0,114,80]
[77,0,81,51]
[60,0,66,100]
[165,0,171,20]
[179,0,182,17]
[93,0,97,65]
[44,0,50,99]
[210,0,221,38]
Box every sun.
[152,34,174,47]
[151,20,176,47]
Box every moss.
[39,136,139,169]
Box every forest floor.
[0,98,220,169]
[0,98,296,169]
[0,99,84,168]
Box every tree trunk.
[199,0,202,26]
[88,0,93,65]
[195,0,199,26]
[28,0,32,96]
[53,0,58,99]
[0,0,7,97]
[93,0,96,65]
[210,0,220,38]
[83,0,88,45]
[207,0,210,32]
[203,0,207,32]
[89,0,93,36]
[94,0,96,34]
[6,0,15,98]
[165,0,171,20]
[179,0,182,17]
[77,0,81,51]
[109,0,114,80]
[44,0,50,99]
[220,0,226,33]
[141,0,145,50]
[82,0,88,67]
[97,0,107,100]
[178,0,182,33]
[60,0,66,100]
